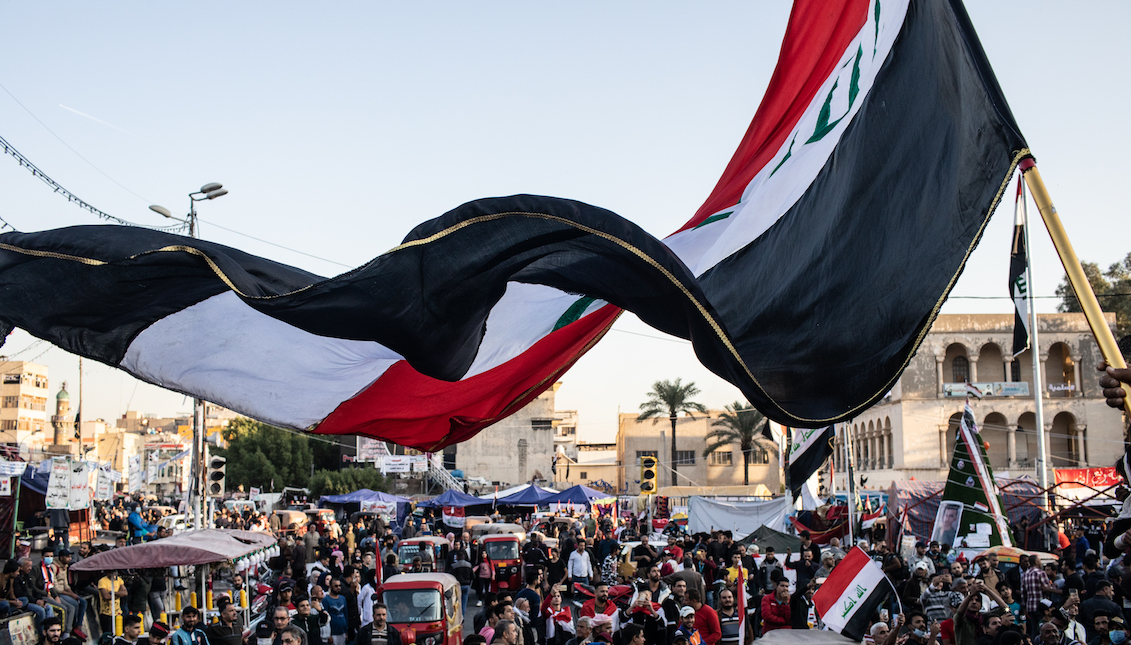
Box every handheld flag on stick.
[813,546,896,641]
[788,425,835,501]
[1010,177,1032,357]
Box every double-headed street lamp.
[149,182,228,238]
[148,182,227,531]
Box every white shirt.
[567,550,593,579]
[358,583,375,628]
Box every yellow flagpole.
[1020,159,1131,418]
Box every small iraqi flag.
[813,547,895,641]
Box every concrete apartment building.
[833,312,1125,490]
[0,361,51,458]
[449,383,565,487]
[553,442,619,492]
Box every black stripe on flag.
[694,0,1028,425]
[0,196,734,384]
[842,582,894,641]
[1009,179,1031,357]
[789,425,835,500]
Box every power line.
[0,81,153,205]
[196,217,353,270]
[0,133,185,232]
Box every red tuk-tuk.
[480,533,522,593]
[379,573,463,645]
[397,536,451,573]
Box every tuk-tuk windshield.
[397,543,432,564]
[384,589,442,623]
[484,541,519,561]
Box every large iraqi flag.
[0,0,1026,449]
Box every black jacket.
[353,623,401,645]
[293,612,329,645]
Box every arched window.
[952,356,969,383]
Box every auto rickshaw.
[480,533,523,593]
[397,536,451,573]
[470,522,526,543]
[378,573,463,645]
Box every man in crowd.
[909,542,937,577]
[171,606,208,645]
[323,578,349,645]
[96,570,126,634]
[206,599,244,645]
[40,616,63,645]
[688,588,721,645]
[632,537,659,574]
[270,604,293,645]
[1025,553,1061,636]
[292,596,327,645]
[492,619,520,645]
[354,603,401,645]
[566,540,593,588]
[676,606,702,644]
[580,583,618,630]
[564,616,592,645]
[717,588,750,645]
[115,613,143,645]
[762,578,791,633]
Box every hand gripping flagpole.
[1020,158,1131,419]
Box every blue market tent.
[496,486,558,506]
[545,484,608,507]
[417,489,492,509]
[318,489,411,527]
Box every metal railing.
[428,453,461,491]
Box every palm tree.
[703,401,774,486]
[637,379,707,487]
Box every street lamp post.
[149,183,228,531]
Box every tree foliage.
[703,401,774,486]
[1056,253,1131,338]
[215,417,313,492]
[309,468,388,498]
[637,378,707,483]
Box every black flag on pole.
[1009,176,1031,357]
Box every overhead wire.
[0,81,153,205]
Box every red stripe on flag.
[314,305,620,450]
[676,0,871,233]
[813,546,872,616]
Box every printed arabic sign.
[1054,467,1121,489]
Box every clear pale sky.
[1,2,1126,444]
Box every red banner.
[1054,467,1121,489]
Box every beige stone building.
[832,312,1125,490]
[616,411,782,494]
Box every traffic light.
[640,456,658,495]
[208,456,226,497]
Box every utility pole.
[150,183,228,531]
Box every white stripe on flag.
[816,550,886,634]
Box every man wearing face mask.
[905,611,941,645]
[1106,615,1128,645]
